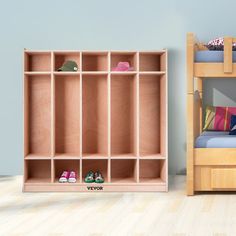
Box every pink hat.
[112,62,134,71]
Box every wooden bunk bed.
[187,33,236,195]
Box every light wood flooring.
[1,175,236,236]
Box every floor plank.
[0,175,236,235]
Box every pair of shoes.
[59,171,77,183]
[112,62,134,71]
[84,171,104,183]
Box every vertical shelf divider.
[108,51,111,183]
[79,51,83,183]
[136,51,140,183]
[51,51,55,183]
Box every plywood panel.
[139,53,161,71]
[55,76,80,155]
[26,160,51,182]
[28,76,51,155]
[82,75,108,155]
[140,75,160,156]
[82,53,108,71]
[111,159,137,183]
[111,75,137,156]
[25,53,51,71]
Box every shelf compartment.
[111,75,137,156]
[25,160,51,183]
[82,52,108,71]
[55,75,80,156]
[24,75,51,156]
[139,52,165,72]
[54,160,80,183]
[111,52,137,71]
[139,75,162,157]
[54,52,80,72]
[82,74,108,156]
[82,159,108,183]
[111,159,137,183]
[24,52,51,72]
[139,160,166,183]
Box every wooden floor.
[0,176,236,236]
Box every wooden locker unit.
[23,50,168,192]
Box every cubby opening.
[139,160,166,183]
[111,159,137,183]
[139,75,162,158]
[54,160,80,183]
[139,52,165,72]
[82,52,108,71]
[82,75,108,157]
[111,75,137,157]
[55,75,80,156]
[25,75,51,157]
[54,52,80,71]
[111,52,137,71]
[25,52,51,72]
[25,160,51,183]
[82,159,108,183]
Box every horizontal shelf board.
[54,154,80,159]
[82,154,108,159]
[54,72,80,76]
[111,154,137,159]
[53,51,80,54]
[110,71,137,75]
[139,71,165,75]
[25,178,51,184]
[24,51,51,54]
[82,71,108,75]
[25,154,51,160]
[82,51,108,55]
[139,178,166,184]
[24,71,51,75]
[139,50,166,54]
[139,154,166,160]
[111,177,137,184]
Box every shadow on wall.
[167,48,186,175]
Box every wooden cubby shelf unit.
[24,50,168,192]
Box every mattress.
[195,51,236,62]
[195,131,236,148]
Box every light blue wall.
[1,0,236,175]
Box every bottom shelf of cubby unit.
[25,178,52,184]
[23,182,167,192]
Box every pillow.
[229,115,236,135]
[205,37,236,51]
[203,106,236,131]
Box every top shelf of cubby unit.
[54,52,80,72]
[24,52,51,72]
[139,52,166,72]
[82,52,108,71]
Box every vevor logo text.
[87,186,103,191]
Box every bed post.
[187,33,195,195]
[197,78,203,132]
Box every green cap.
[58,60,78,71]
